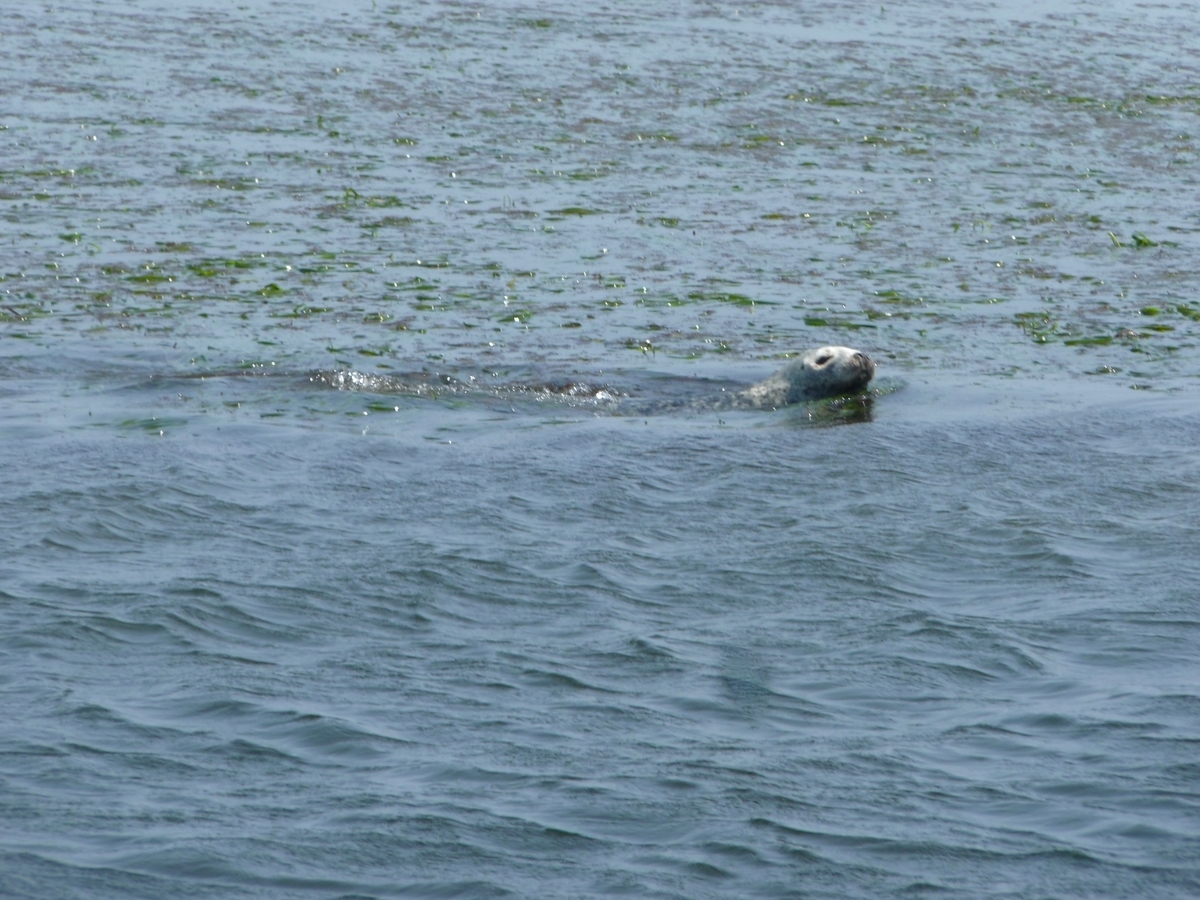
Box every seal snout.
[854,350,876,380]
[849,351,876,393]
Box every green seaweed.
[874,289,924,305]
[568,169,611,181]
[365,195,408,208]
[119,416,186,434]
[194,176,259,191]
[804,317,875,329]
[18,167,91,179]
[1015,310,1061,342]
[364,216,415,228]
[1145,94,1200,104]
[271,305,331,318]
[784,93,856,106]
[745,135,782,147]
[500,309,534,323]
[686,291,767,306]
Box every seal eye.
[815,354,832,366]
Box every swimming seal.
[736,345,875,408]
[309,344,876,413]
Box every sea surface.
[2,0,1199,897]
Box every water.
[2,0,1199,897]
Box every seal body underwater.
[736,345,875,408]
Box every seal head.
[737,345,875,408]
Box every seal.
[735,345,875,408]
[309,344,877,414]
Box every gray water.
[2,0,1199,897]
